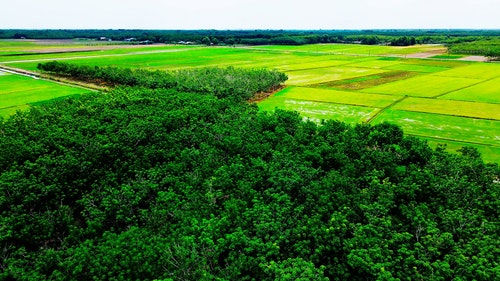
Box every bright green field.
[272,86,400,108]
[439,77,500,103]
[2,40,500,162]
[287,66,387,86]
[247,44,446,56]
[391,97,500,120]
[433,64,500,79]
[259,97,380,124]
[383,63,450,73]
[426,139,500,164]
[345,58,402,68]
[0,72,92,118]
[362,75,482,97]
[430,54,465,59]
[371,109,500,147]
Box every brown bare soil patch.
[249,85,286,103]
[311,71,419,90]
[405,49,446,59]
[458,56,488,62]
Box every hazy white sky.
[1,0,499,29]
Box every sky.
[1,0,499,30]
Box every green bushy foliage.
[38,61,287,101]
[1,68,499,280]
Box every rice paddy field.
[1,39,499,163]
[0,70,93,118]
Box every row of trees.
[3,29,499,46]
[1,64,499,280]
[38,61,287,101]
[448,40,500,60]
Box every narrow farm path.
[434,73,500,98]
[365,95,409,124]
[0,65,102,92]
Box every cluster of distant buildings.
[99,37,153,45]
[176,41,195,45]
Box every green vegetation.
[449,40,500,60]
[258,97,380,124]
[287,66,386,86]
[318,71,420,90]
[372,109,500,147]
[0,72,92,118]
[391,97,500,120]
[37,61,287,101]
[3,29,498,46]
[440,77,500,103]
[426,139,500,164]
[430,54,465,59]
[383,63,450,73]
[2,66,499,280]
[362,75,482,97]
[435,63,500,79]
[270,86,400,108]
[3,40,500,162]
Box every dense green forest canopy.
[1,64,499,280]
[448,40,500,60]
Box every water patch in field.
[282,99,378,124]
[401,118,417,123]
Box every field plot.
[391,97,500,120]
[362,75,482,97]
[259,97,379,124]
[426,139,500,164]
[248,44,446,56]
[274,59,354,71]
[433,63,500,79]
[2,41,499,162]
[345,58,402,68]
[383,63,450,73]
[439,77,500,103]
[287,66,386,86]
[0,72,92,118]
[430,54,465,59]
[371,109,500,147]
[273,87,400,108]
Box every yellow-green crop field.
[1,39,499,163]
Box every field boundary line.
[365,95,408,124]
[433,75,500,98]
[391,109,500,122]
[411,95,500,106]
[280,97,382,109]
[409,134,500,148]
[0,65,102,92]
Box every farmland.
[0,70,93,118]
[1,30,500,281]
[1,39,499,162]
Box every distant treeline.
[448,40,500,60]
[37,61,287,101]
[2,29,499,47]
